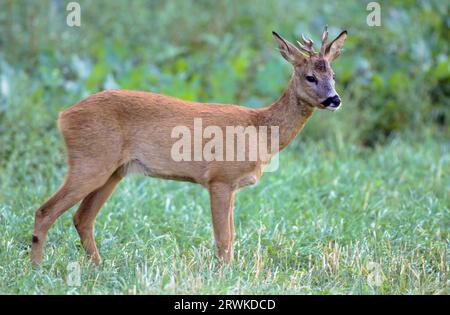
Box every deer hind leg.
[229,196,235,257]
[73,171,123,265]
[209,182,236,264]
[31,168,114,266]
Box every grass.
[0,133,448,294]
[0,0,448,296]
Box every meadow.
[0,0,448,294]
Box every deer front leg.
[208,182,235,264]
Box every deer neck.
[260,74,316,152]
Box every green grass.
[0,0,448,296]
[0,135,448,294]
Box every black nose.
[321,95,341,107]
[331,95,341,106]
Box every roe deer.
[31,26,347,265]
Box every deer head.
[272,26,347,111]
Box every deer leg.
[209,182,235,263]
[31,170,112,266]
[73,171,122,265]
[229,195,235,255]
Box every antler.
[319,25,329,58]
[297,34,316,56]
[296,25,330,58]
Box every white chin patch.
[326,104,341,111]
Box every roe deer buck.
[31,26,347,265]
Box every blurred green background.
[0,0,448,294]
[1,0,448,149]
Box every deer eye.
[305,75,317,83]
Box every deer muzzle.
[321,95,341,110]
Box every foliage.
[0,0,448,294]
[0,0,448,145]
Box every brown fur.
[31,29,347,265]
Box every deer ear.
[325,30,347,62]
[272,31,306,65]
